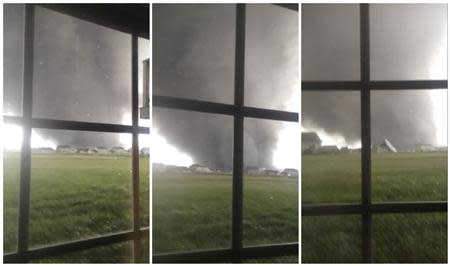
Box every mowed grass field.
[153,172,298,262]
[3,152,149,263]
[302,152,447,263]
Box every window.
[302,4,447,263]
[153,4,299,263]
[3,4,149,263]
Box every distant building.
[189,164,211,173]
[110,146,128,155]
[77,147,90,154]
[96,146,109,154]
[56,145,77,153]
[245,167,265,176]
[280,168,298,177]
[263,169,279,176]
[417,144,437,152]
[374,139,397,153]
[32,147,54,153]
[166,165,189,173]
[318,145,339,154]
[302,132,322,153]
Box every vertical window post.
[131,34,141,262]
[17,4,35,262]
[360,3,372,263]
[232,3,246,263]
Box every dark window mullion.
[131,34,141,262]
[17,4,35,262]
[232,3,246,263]
[360,3,372,263]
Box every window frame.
[152,3,299,263]
[3,4,150,263]
[301,3,448,263]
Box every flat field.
[3,152,149,263]
[153,172,298,262]
[302,152,447,263]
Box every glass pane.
[373,213,447,263]
[370,4,447,80]
[372,90,447,202]
[29,129,133,247]
[302,91,361,203]
[32,6,132,124]
[243,118,298,246]
[140,134,150,227]
[3,123,21,253]
[302,4,360,81]
[32,241,133,263]
[302,215,362,263]
[4,4,24,116]
[139,37,150,124]
[152,108,232,254]
[244,4,299,112]
[152,4,235,103]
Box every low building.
[318,145,339,154]
[110,146,128,155]
[141,147,150,155]
[96,146,109,154]
[263,169,279,176]
[32,147,54,153]
[189,164,211,173]
[56,145,77,153]
[280,168,298,177]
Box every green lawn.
[302,152,447,263]
[153,172,298,262]
[3,152,149,263]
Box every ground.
[3,152,149,263]
[302,152,447,263]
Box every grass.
[153,172,298,262]
[302,152,447,263]
[3,151,149,263]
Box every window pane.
[373,213,447,263]
[29,129,133,247]
[244,4,299,112]
[4,4,24,116]
[3,130,21,253]
[152,4,235,103]
[152,108,232,254]
[370,4,447,80]
[32,6,132,125]
[243,118,298,246]
[371,90,447,202]
[302,215,362,263]
[302,4,360,81]
[302,91,361,204]
[140,134,149,228]
[32,241,133,263]
[139,37,150,125]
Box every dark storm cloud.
[153,4,298,169]
[302,4,447,149]
[4,4,148,147]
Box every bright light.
[273,123,299,170]
[428,36,447,147]
[2,123,57,150]
[152,129,193,167]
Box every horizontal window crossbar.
[302,201,447,216]
[153,95,298,122]
[153,242,298,263]
[302,80,448,91]
[4,228,149,263]
[3,116,150,134]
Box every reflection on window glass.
[139,37,150,125]
[3,133,20,253]
[152,108,232,254]
[243,118,298,246]
[371,90,447,202]
[371,4,447,80]
[302,4,360,81]
[3,4,24,116]
[32,6,132,125]
[302,215,362,263]
[302,91,361,204]
[245,4,299,112]
[28,129,133,248]
[373,213,447,263]
[153,4,235,103]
